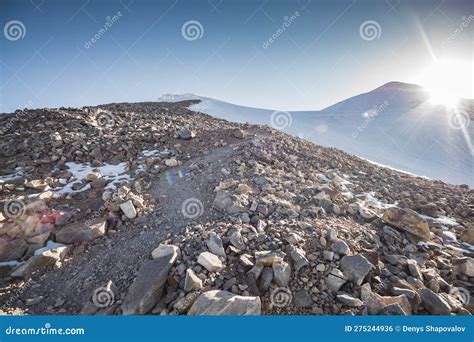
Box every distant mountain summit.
[159,82,474,186]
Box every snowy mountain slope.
[158,83,474,186]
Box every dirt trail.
[5,129,269,314]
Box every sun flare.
[419,59,473,107]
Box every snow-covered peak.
[157,93,201,102]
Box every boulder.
[382,207,431,240]
[419,287,451,315]
[340,255,373,286]
[121,246,178,315]
[55,218,107,244]
[188,290,261,315]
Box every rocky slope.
[0,100,473,316]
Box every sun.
[418,59,473,107]
[428,89,460,107]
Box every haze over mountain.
[160,82,474,186]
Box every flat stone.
[151,244,180,259]
[382,207,431,240]
[0,238,28,262]
[419,287,451,315]
[337,294,363,307]
[188,290,261,315]
[56,217,107,244]
[184,268,202,292]
[272,260,291,287]
[197,252,224,272]
[121,249,178,315]
[206,235,226,258]
[340,255,373,286]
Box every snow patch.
[54,162,131,194]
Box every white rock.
[197,252,224,272]
[120,200,137,219]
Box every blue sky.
[0,0,472,112]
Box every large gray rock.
[419,287,451,315]
[341,255,373,286]
[326,269,347,292]
[55,218,107,244]
[121,247,178,315]
[188,290,261,315]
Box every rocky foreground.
[0,101,473,316]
